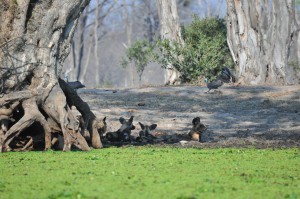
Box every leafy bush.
[157,16,234,82]
[121,16,234,83]
[120,40,155,81]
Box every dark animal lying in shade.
[77,115,107,142]
[106,116,135,142]
[188,117,207,142]
[136,122,157,143]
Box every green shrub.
[120,40,156,81]
[121,16,234,83]
[156,16,234,82]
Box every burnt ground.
[78,84,300,149]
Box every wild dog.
[106,116,135,142]
[188,117,207,142]
[136,122,157,143]
[77,115,107,142]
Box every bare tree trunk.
[0,0,104,152]
[76,6,89,81]
[226,0,300,85]
[94,1,100,87]
[79,0,115,85]
[80,33,93,83]
[143,1,159,43]
[64,41,77,81]
[156,0,184,85]
[122,0,136,87]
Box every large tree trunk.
[0,0,104,152]
[226,0,300,85]
[156,0,184,85]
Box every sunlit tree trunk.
[226,0,300,85]
[156,0,184,85]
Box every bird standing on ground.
[205,67,235,93]
[205,77,223,93]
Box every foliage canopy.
[121,16,234,83]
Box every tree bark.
[156,0,184,85]
[94,1,101,87]
[226,0,300,85]
[76,5,89,81]
[0,0,104,152]
[122,0,136,87]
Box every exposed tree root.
[0,102,19,147]
[21,137,33,151]
[0,82,98,152]
[58,78,104,149]
[0,0,92,152]
[1,99,42,151]
[0,80,106,151]
[42,84,90,151]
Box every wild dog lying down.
[106,116,135,142]
[188,117,207,142]
[76,115,107,142]
[136,122,157,143]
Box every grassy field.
[0,147,299,199]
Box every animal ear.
[129,116,134,123]
[192,117,200,125]
[103,117,106,122]
[150,124,157,130]
[139,122,145,130]
[131,125,135,130]
[119,117,126,124]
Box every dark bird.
[67,81,85,90]
[205,77,223,93]
[220,67,236,83]
[205,67,235,93]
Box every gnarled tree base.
[0,80,105,152]
[0,0,96,152]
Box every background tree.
[226,0,300,85]
[61,0,229,89]
[0,0,105,152]
[121,40,156,85]
[64,0,115,84]
[156,0,184,85]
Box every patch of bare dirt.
[78,85,300,148]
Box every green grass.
[0,147,299,199]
